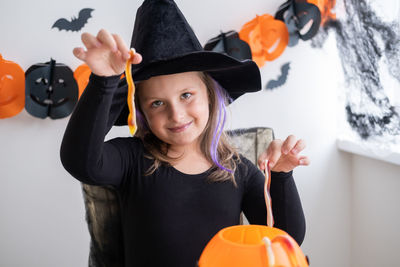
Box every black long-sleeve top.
[60,74,306,267]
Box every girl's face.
[138,71,210,151]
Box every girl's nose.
[168,103,185,122]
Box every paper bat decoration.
[25,59,78,119]
[265,62,291,90]
[52,8,94,32]
[204,31,252,61]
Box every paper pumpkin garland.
[239,14,289,68]
[1,0,335,122]
[25,59,78,119]
[0,54,25,119]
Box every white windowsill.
[336,138,400,166]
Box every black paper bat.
[52,8,94,32]
[265,62,291,90]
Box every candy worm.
[272,235,301,266]
[262,237,275,266]
[264,159,274,227]
[126,48,137,136]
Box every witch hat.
[112,0,261,126]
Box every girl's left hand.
[257,135,310,173]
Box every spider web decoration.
[311,0,400,141]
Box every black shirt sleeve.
[60,74,135,187]
[241,158,306,245]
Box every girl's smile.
[167,121,193,133]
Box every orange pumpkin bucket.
[0,54,25,119]
[198,225,308,267]
[239,14,289,68]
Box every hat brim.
[112,51,261,126]
[133,51,260,96]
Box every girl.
[61,1,309,266]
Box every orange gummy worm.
[125,48,137,136]
[264,160,274,227]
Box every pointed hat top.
[113,0,261,126]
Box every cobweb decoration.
[311,0,400,148]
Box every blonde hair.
[134,72,240,185]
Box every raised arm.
[60,29,142,186]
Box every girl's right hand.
[73,29,142,77]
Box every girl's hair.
[134,72,240,185]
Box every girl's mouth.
[168,121,192,133]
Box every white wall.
[350,155,400,267]
[4,0,393,266]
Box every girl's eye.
[151,100,163,108]
[181,92,192,99]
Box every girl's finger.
[97,29,118,52]
[298,155,310,166]
[257,150,268,170]
[113,33,131,60]
[73,47,87,61]
[266,140,283,168]
[290,139,306,155]
[81,32,101,50]
[281,135,297,155]
[131,52,143,64]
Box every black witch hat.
[112,0,261,126]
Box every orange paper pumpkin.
[239,14,289,68]
[198,225,308,267]
[73,63,91,98]
[308,0,336,25]
[0,54,25,119]
[74,64,126,98]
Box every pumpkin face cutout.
[198,225,309,267]
[0,54,25,119]
[25,59,78,119]
[239,14,289,68]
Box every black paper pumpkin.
[204,31,252,61]
[275,0,321,47]
[25,59,78,119]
